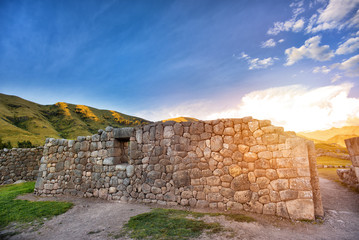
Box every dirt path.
[4,177,359,240]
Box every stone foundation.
[0,147,43,184]
[34,117,323,220]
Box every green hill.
[0,93,150,146]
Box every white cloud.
[207,83,359,132]
[278,39,285,43]
[307,0,359,33]
[336,37,359,55]
[332,54,359,76]
[268,18,305,35]
[236,52,278,70]
[331,74,342,83]
[261,39,276,48]
[248,57,277,69]
[313,65,331,74]
[267,1,306,35]
[293,19,305,31]
[284,35,334,66]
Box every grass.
[117,208,254,240]
[316,156,351,166]
[317,168,342,182]
[0,181,73,229]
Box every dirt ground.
[3,177,359,240]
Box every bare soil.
[3,177,359,240]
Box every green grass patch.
[0,182,73,229]
[316,156,351,166]
[119,208,254,240]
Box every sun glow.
[206,83,359,132]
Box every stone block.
[244,152,258,162]
[207,192,223,202]
[229,165,241,177]
[279,189,298,201]
[286,199,314,220]
[263,203,276,215]
[173,171,190,187]
[210,136,223,152]
[289,177,312,191]
[234,190,251,203]
[231,174,250,191]
[270,179,289,191]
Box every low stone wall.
[34,117,323,220]
[338,137,359,190]
[0,147,43,185]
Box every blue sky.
[0,0,359,131]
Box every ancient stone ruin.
[32,117,323,220]
[337,137,359,190]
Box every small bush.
[0,138,12,149]
[17,140,36,148]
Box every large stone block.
[286,199,314,220]
[231,174,250,191]
[210,136,223,152]
[234,190,251,203]
[173,171,190,187]
[114,127,134,139]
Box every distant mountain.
[0,93,150,146]
[299,126,359,147]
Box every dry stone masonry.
[0,147,43,184]
[337,137,359,190]
[34,117,323,220]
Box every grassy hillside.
[299,126,359,147]
[0,93,150,146]
[162,117,199,122]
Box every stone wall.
[337,137,359,190]
[0,147,43,185]
[34,117,323,220]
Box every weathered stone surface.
[286,199,314,220]
[210,136,223,152]
[231,174,250,191]
[163,126,174,139]
[173,171,190,187]
[270,179,289,191]
[229,165,242,177]
[279,189,298,201]
[234,190,251,203]
[207,176,221,186]
[244,152,258,162]
[276,202,289,218]
[289,177,312,190]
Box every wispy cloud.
[336,37,359,55]
[313,65,331,74]
[284,35,334,66]
[267,1,305,35]
[261,39,276,48]
[331,74,342,83]
[236,52,278,70]
[306,0,359,33]
[332,54,359,76]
